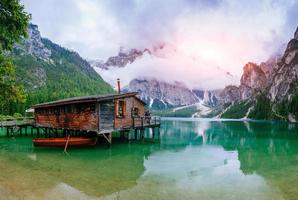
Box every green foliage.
[12,112,22,118]
[5,38,114,115]
[221,101,252,119]
[248,95,273,120]
[152,106,198,117]
[289,90,298,118]
[0,0,29,114]
[0,53,26,113]
[0,0,30,51]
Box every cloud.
[21,0,297,89]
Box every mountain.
[125,78,199,109]
[89,47,151,70]
[7,24,114,114]
[89,44,169,70]
[123,77,222,117]
[219,27,298,121]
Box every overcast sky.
[21,0,298,89]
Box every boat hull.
[33,137,97,147]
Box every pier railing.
[132,116,161,129]
[0,117,35,127]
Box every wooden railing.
[0,117,35,127]
[132,116,161,128]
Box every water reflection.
[1,120,298,200]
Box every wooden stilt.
[141,129,145,141]
[37,127,40,137]
[134,129,138,140]
[109,132,112,144]
[25,126,28,136]
[102,132,112,145]
[31,126,34,136]
[152,127,155,139]
[6,127,9,137]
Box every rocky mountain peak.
[14,23,51,61]
[126,78,199,109]
[295,27,298,40]
[90,47,151,70]
[26,24,51,60]
[219,85,241,104]
[240,62,267,90]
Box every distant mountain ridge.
[122,77,222,117]
[219,27,298,121]
[8,24,114,113]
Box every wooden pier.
[0,117,35,137]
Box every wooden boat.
[33,137,97,147]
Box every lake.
[1,118,298,200]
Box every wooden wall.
[114,97,145,129]
[35,103,98,131]
[34,96,146,132]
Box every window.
[116,100,126,118]
[131,107,139,117]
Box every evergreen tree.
[0,0,30,114]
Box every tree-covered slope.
[5,24,114,114]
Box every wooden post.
[45,128,48,138]
[37,127,40,137]
[141,129,144,141]
[134,129,138,140]
[25,126,28,136]
[6,127,9,137]
[152,127,155,139]
[109,132,112,144]
[31,126,34,136]
[19,127,22,136]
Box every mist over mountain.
[90,44,239,90]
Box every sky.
[21,0,298,89]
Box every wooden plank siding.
[99,101,115,130]
[114,97,145,129]
[34,96,146,133]
[35,103,98,131]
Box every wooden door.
[99,101,115,131]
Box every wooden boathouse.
[31,92,160,144]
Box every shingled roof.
[33,92,146,108]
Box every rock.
[14,24,52,61]
[90,47,151,70]
[126,78,200,109]
[295,27,298,40]
[240,62,267,90]
[202,90,219,107]
[219,85,241,104]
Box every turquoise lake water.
[1,118,298,200]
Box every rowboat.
[33,137,97,147]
